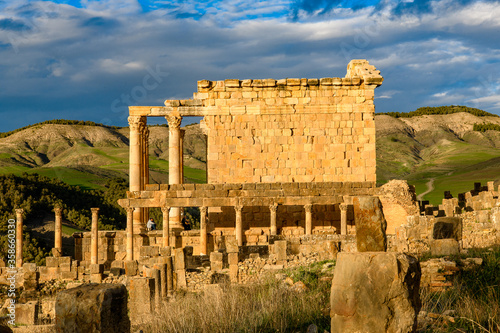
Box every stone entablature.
[122,181,375,208]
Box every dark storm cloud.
[0,18,30,31]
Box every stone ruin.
[0,59,498,331]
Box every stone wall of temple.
[193,60,381,185]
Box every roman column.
[90,207,99,265]
[200,206,208,255]
[126,207,134,261]
[340,203,348,236]
[269,203,278,236]
[128,115,146,233]
[54,207,63,257]
[15,209,23,268]
[161,206,170,247]
[304,204,312,235]
[179,129,185,184]
[235,203,244,247]
[142,126,150,224]
[166,114,183,229]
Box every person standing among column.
[15,209,23,268]
[165,114,183,229]
[90,208,100,265]
[53,206,63,257]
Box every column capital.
[200,206,208,215]
[165,114,182,129]
[269,203,278,213]
[54,207,63,215]
[15,208,24,215]
[304,204,312,212]
[234,203,244,213]
[161,206,171,213]
[339,203,349,211]
[91,207,100,214]
[125,206,135,214]
[143,126,150,140]
[128,115,146,132]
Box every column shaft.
[305,204,312,235]
[54,207,63,256]
[166,114,183,229]
[235,204,243,247]
[162,206,170,247]
[200,206,208,255]
[269,203,278,236]
[126,207,134,261]
[128,116,146,233]
[15,209,23,268]
[340,203,348,235]
[91,208,99,265]
[142,127,150,223]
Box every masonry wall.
[193,60,382,185]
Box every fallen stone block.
[430,239,459,256]
[331,252,421,333]
[353,196,387,252]
[55,283,130,333]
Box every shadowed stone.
[353,196,387,252]
[55,283,130,333]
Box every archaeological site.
[1,59,500,332]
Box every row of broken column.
[125,201,351,260]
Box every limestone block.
[46,257,59,268]
[228,252,239,266]
[430,239,459,256]
[15,301,38,325]
[125,260,138,276]
[331,252,420,333]
[89,264,104,274]
[90,273,102,283]
[352,196,387,252]
[433,217,462,241]
[60,271,78,281]
[55,284,129,333]
[176,270,187,289]
[274,240,287,261]
[173,248,185,271]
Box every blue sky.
[0,0,499,131]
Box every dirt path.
[417,178,435,201]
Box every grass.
[419,246,500,332]
[62,224,85,235]
[138,263,332,333]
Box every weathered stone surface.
[55,283,130,333]
[125,260,138,276]
[430,239,459,256]
[331,252,421,333]
[353,196,387,252]
[432,217,462,240]
[15,301,38,325]
[274,240,287,261]
[128,277,154,325]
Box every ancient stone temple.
[117,59,383,257]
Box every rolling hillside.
[376,112,500,203]
[0,110,499,204]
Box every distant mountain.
[0,110,498,203]
[0,123,207,188]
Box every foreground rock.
[331,252,421,333]
[55,283,130,333]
